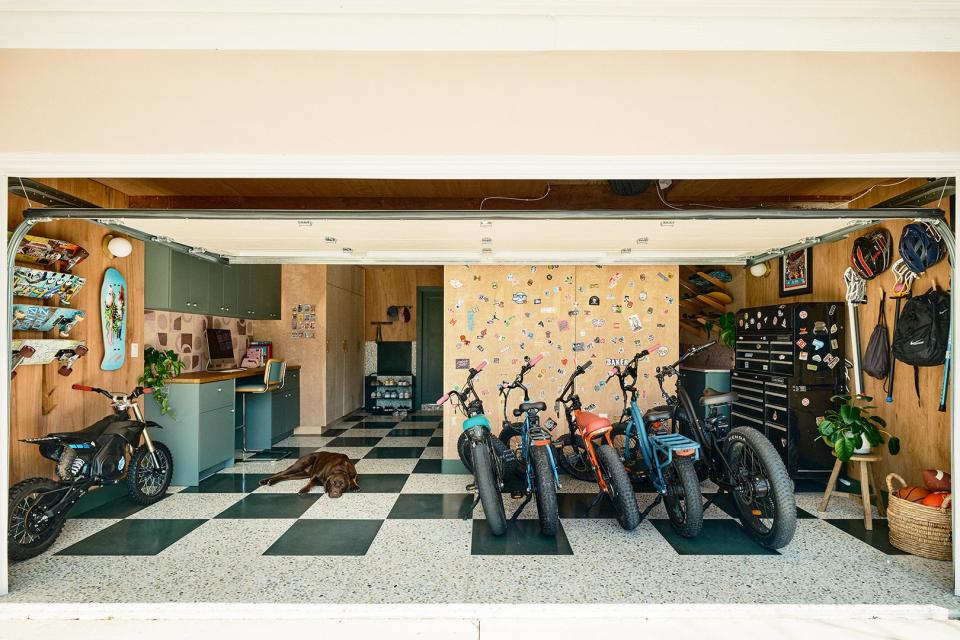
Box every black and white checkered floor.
[5,411,957,606]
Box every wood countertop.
[169,364,301,384]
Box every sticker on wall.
[449,279,463,289]
[589,295,600,306]
[466,310,476,332]
[592,318,605,328]
[558,320,570,332]
[657,272,670,282]
[512,292,528,303]
[608,272,623,288]
[455,358,471,370]
[572,343,586,352]
[627,314,643,332]
[657,346,669,357]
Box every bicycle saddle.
[575,411,612,436]
[643,406,671,422]
[513,401,547,416]
[700,388,738,407]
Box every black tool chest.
[731,302,846,479]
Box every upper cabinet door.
[188,257,212,314]
[221,264,240,317]
[261,264,282,320]
[169,250,193,311]
[144,242,172,311]
[209,262,224,315]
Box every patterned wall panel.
[144,309,252,373]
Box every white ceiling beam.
[0,1,958,51]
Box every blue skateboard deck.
[12,266,85,305]
[12,304,86,337]
[100,268,127,371]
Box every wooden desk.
[170,364,301,384]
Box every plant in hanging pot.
[139,346,185,416]
[816,394,900,461]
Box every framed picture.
[779,247,814,297]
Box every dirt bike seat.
[513,401,547,417]
[700,388,738,407]
[46,415,118,442]
[576,411,612,437]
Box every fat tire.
[472,441,507,535]
[457,431,474,472]
[530,445,559,536]
[664,456,704,538]
[127,442,173,505]
[596,444,640,530]
[725,426,797,549]
[8,477,65,562]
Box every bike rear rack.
[650,433,701,465]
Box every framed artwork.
[779,247,814,297]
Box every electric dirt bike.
[662,342,797,549]
[556,360,640,530]
[608,346,704,537]
[8,384,172,561]
[500,355,562,536]
[438,360,513,535]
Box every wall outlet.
[131,343,139,358]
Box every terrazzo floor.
[4,411,958,609]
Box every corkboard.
[442,264,679,459]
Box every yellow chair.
[237,358,287,461]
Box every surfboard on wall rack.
[100,267,127,371]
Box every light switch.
[131,343,139,358]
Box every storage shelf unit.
[365,374,415,413]
[732,302,845,479]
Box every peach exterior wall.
[0,50,959,156]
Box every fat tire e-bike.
[608,345,704,537]
[501,355,562,536]
[556,360,641,530]
[664,342,798,549]
[8,384,172,561]
[437,360,513,536]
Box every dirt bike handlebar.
[72,384,152,400]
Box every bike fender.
[463,415,491,431]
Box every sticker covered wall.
[441,265,680,460]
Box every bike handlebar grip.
[608,367,619,377]
[141,387,153,394]
[700,341,717,351]
[71,384,93,391]
[582,360,593,371]
[529,353,544,367]
[436,393,449,405]
[475,360,488,371]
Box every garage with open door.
[3,175,958,608]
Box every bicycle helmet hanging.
[898,222,944,275]
[850,228,892,280]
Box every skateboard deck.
[12,233,89,272]
[12,305,86,337]
[11,339,88,378]
[100,268,127,371]
[12,266,85,306]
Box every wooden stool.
[819,453,887,530]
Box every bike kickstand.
[636,493,663,525]
[510,493,533,522]
[585,491,605,513]
[701,489,722,512]
[464,494,482,521]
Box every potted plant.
[703,311,737,349]
[139,347,185,416]
[816,394,900,461]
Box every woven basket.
[886,473,952,561]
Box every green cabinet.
[145,379,237,486]
[241,369,301,449]
[144,242,172,310]
[144,241,281,319]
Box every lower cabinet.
[145,380,237,486]
[240,370,301,449]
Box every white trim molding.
[2,153,960,180]
[0,1,958,52]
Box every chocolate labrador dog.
[258,451,359,497]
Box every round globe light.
[749,262,770,278]
[103,235,133,258]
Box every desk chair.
[237,358,288,462]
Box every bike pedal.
[509,491,524,499]
[465,482,477,491]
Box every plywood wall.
[363,266,443,342]
[744,179,954,485]
[442,264,679,459]
[254,264,328,426]
[8,179,143,483]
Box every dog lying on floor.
[258,451,359,497]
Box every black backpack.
[891,287,950,400]
[862,293,890,379]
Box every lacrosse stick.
[885,259,918,403]
[844,267,867,396]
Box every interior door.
[325,285,345,424]
[417,286,444,409]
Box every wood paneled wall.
[744,179,954,485]
[8,179,143,483]
[254,265,328,426]
[442,264,679,459]
[363,267,443,342]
